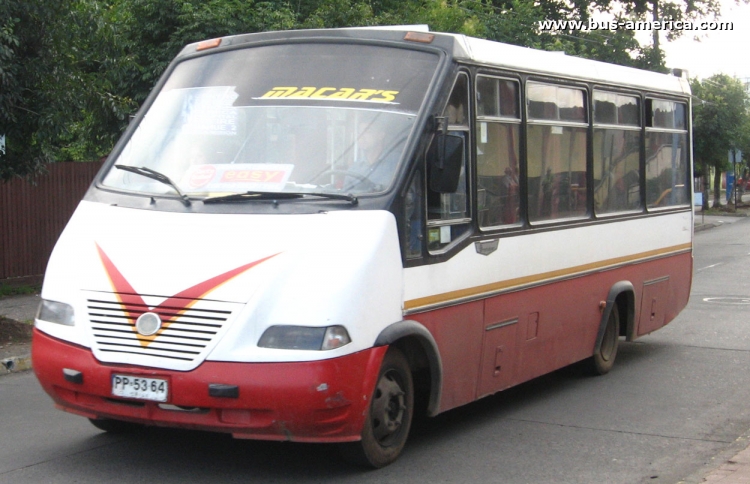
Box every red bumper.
[32,329,386,443]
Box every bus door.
[407,70,523,407]
[474,75,523,398]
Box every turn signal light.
[197,38,222,51]
[404,32,435,43]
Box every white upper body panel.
[37,201,404,369]
[404,211,693,311]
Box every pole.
[734,149,738,211]
[735,162,738,211]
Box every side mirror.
[428,132,465,193]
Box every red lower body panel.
[412,252,693,414]
[32,329,386,443]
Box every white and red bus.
[33,27,693,467]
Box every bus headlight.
[258,325,351,351]
[37,299,75,326]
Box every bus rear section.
[33,28,693,468]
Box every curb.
[694,223,720,232]
[1,354,32,375]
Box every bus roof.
[182,27,690,97]
[449,34,690,96]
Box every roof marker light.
[404,32,435,44]
[197,38,222,51]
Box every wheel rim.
[370,369,406,445]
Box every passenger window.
[528,83,586,123]
[427,73,471,253]
[593,91,642,215]
[645,99,689,208]
[477,77,519,118]
[526,82,588,222]
[476,76,521,228]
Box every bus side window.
[593,91,642,214]
[476,76,521,228]
[427,72,472,253]
[526,83,588,222]
[645,99,690,208]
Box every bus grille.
[85,292,237,367]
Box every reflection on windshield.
[103,86,415,197]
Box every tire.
[588,305,620,375]
[340,348,414,468]
[88,418,142,434]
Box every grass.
[0,284,41,298]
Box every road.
[2,216,750,483]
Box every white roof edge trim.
[344,25,430,32]
[450,34,690,96]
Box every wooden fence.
[0,161,104,284]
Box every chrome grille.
[86,293,234,364]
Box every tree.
[691,75,750,209]
[0,0,298,180]
[0,0,135,180]
[0,1,72,179]
[592,0,728,49]
[111,0,296,108]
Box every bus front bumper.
[32,329,386,443]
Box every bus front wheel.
[340,347,414,468]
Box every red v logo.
[95,243,278,345]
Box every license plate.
[112,374,168,402]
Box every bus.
[32,27,693,468]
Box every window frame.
[475,74,523,231]
[525,80,590,225]
[592,89,644,217]
[425,70,474,256]
[643,97,690,211]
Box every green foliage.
[113,0,296,107]
[0,283,40,297]
[0,0,136,178]
[300,0,375,28]
[0,1,63,179]
[691,74,750,205]
[692,74,748,169]
[592,0,727,42]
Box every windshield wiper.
[115,165,192,207]
[203,191,358,205]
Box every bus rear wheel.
[588,305,620,375]
[340,347,414,468]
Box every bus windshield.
[102,43,440,198]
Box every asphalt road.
[2,217,750,483]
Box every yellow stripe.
[404,242,692,312]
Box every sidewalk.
[0,293,38,373]
[681,433,750,483]
[694,191,750,230]
[2,209,750,482]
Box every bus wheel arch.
[373,320,443,417]
[588,282,635,375]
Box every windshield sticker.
[181,163,294,192]
[180,86,239,136]
[256,87,399,104]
